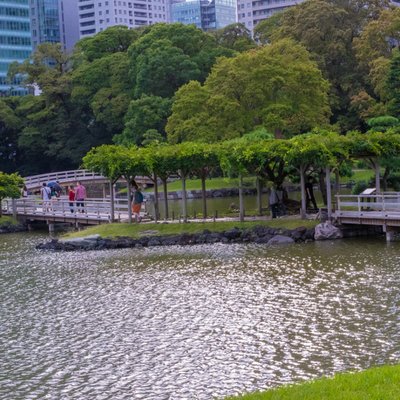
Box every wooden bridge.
[335,193,400,241]
[24,169,153,191]
[1,197,139,227]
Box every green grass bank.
[0,216,18,226]
[63,219,318,240]
[226,364,400,400]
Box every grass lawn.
[146,177,257,192]
[341,169,375,184]
[0,215,18,226]
[226,364,400,400]
[63,219,318,240]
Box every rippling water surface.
[1,233,400,399]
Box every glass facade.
[30,0,60,50]
[171,0,236,31]
[0,0,32,96]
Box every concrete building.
[171,0,236,31]
[29,0,80,52]
[237,0,301,34]
[78,0,169,39]
[0,0,32,96]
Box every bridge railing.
[336,194,400,215]
[1,196,137,221]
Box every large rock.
[267,235,295,245]
[314,222,343,240]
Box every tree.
[74,25,141,62]
[0,172,23,217]
[212,23,256,52]
[386,49,400,117]
[114,95,172,146]
[167,39,330,142]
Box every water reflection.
[1,234,400,399]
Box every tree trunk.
[153,173,159,223]
[256,176,263,216]
[109,180,115,222]
[239,173,244,222]
[318,170,327,205]
[382,166,390,192]
[300,166,306,219]
[374,160,381,193]
[326,167,332,220]
[127,179,132,224]
[162,177,168,220]
[335,169,340,195]
[201,174,207,219]
[182,173,187,222]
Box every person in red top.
[68,185,75,213]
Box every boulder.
[267,235,295,245]
[314,222,343,240]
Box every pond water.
[1,233,399,399]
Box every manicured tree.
[0,172,24,217]
[147,145,180,221]
[218,139,251,222]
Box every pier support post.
[385,226,396,242]
[48,222,55,234]
[12,198,17,219]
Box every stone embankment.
[0,221,27,234]
[37,225,316,251]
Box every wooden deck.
[335,193,400,240]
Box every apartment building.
[78,0,169,38]
[237,0,301,34]
[0,0,32,96]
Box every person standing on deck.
[132,185,144,223]
[41,183,51,212]
[68,185,75,213]
[75,181,87,213]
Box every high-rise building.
[78,0,169,39]
[29,0,80,52]
[171,0,236,31]
[237,0,301,34]
[0,0,32,96]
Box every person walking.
[68,185,75,213]
[40,183,51,212]
[21,185,28,198]
[132,185,144,222]
[75,181,87,213]
[305,176,318,211]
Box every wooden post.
[256,176,263,216]
[335,169,340,195]
[11,198,17,219]
[326,167,332,220]
[239,173,244,222]
[102,183,107,199]
[181,173,187,222]
[300,166,306,219]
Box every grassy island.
[227,364,400,399]
[63,219,318,240]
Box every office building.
[237,0,301,34]
[29,0,80,52]
[0,0,32,96]
[171,0,236,31]
[78,0,169,38]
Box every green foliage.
[386,49,400,117]
[114,95,172,146]
[167,39,330,142]
[352,180,369,194]
[0,172,24,216]
[367,115,400,132]
[212,23,256,52]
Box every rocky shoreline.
[37,225,316,251]
[0,221,27,234]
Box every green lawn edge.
[0,215,18,226]
[63,219,318,240]
[226,364,400,400]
